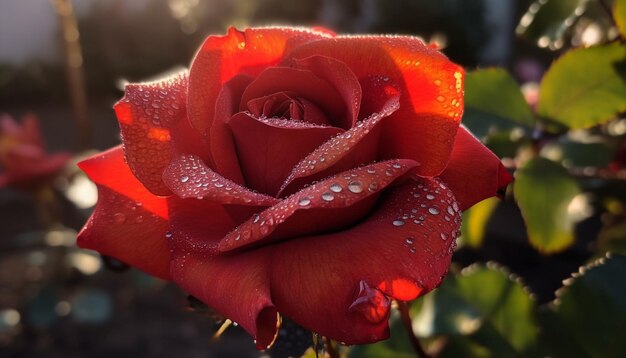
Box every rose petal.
[219,159,419,253]
[278,93,400,197]
[269,178,461,344]
[0,151,70,189]
[438,127,513,210]
[291,55,362,129]
[228,112,342,195]
[286,35,464,176]
[247,92,331,126]
[171,249,278,349]
[115,72,209,195]
[166,198,279,349]
[162,154,279,206]
[19,113,44,147]
[210,74,253,184]
[77,146,170,280]
[188,27,333,136]
[239,66,346,126]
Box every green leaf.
[596,220,626,258]
[544,254,626,357]
[413,264,538,357]
[463,68,535,139]
[514,157,581,253]
[516,0,589,48]
[615,0,626,38]
[461,197,500,249]
[538,44,626,129]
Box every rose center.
[246,91,332,127]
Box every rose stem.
[397,300,431,358]
[324,337,340,358]
[210,319,232,342]
[52,0,92,150]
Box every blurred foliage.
[537,43,626,129]
[514,157,581,253]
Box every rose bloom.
[0,113,70,189]
[78,27,511,348]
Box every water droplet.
[428,207,439,215]
[436,96,445,103]
[235,234,241,241]
[253,214,260,223]
[447,206,455,215]
[392,163,401,169]
[321,192,334,201]
[330,183,343,193]
[214,183,224,188]
[135,216,144,223]
[298,197,311,207]
[405,237,414,245]
[392,220,405,227]
[426,194,435,200]
[452,202,459,212]
[113,213,126,224]
[348,280,390,324]
[180,176,189,183]
[440,233,448,241]
[367,168,376,174]
[347,181,363,193]
[409,247,417,254]
[164,231,172,239]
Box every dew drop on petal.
[298,197,311,207]
[348,280,390,324]
[180,175,189,183]
[321,192,335,202]
[426,194,435,200]
[113,213,126,224]
[393,220,405,227]
[428,207,440,215]
[347,181,363,194]
[330,183,343,193]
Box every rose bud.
[0,113,70,189]
[77,27,512,349]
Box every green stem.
[397,301,431,358]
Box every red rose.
[0,113,70,189]
[78,27,512,348]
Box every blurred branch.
[52,0,91,150]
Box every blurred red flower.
[78,27,512,348]
[0,113,70,189]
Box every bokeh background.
[1,0,625,357]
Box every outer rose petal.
[270,178,461,344]
[115,72,209,195]
[167,198,279,349]
[77,146,170,280]
[162,154,279,206]
[228,112,342,195]
[220,159,419,253]
[188,27,333,135]
[438,127,513,210]
[286,36,465,176]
